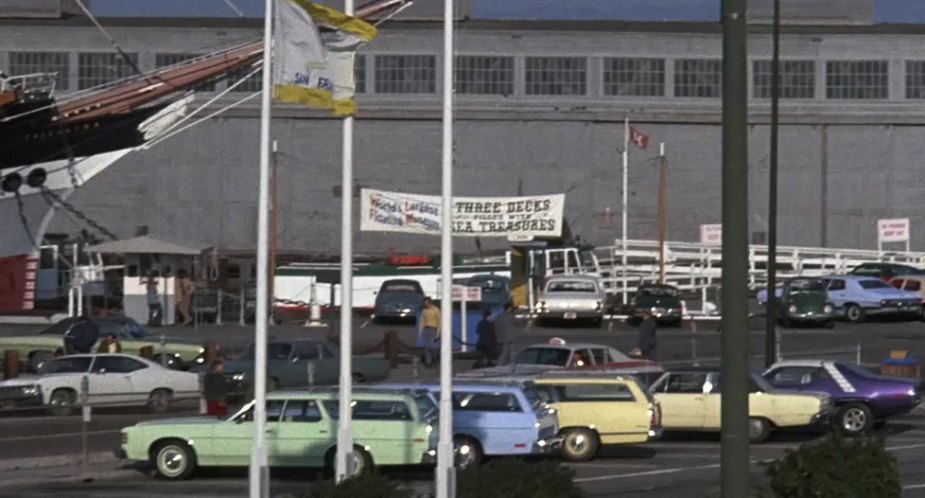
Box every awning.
[85,234,211,255]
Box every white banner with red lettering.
[878,218,910,244]
[360,188,565,237]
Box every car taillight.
[649,402,661,429]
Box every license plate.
[563,312,577,320]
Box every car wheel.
[28,350,53,373]
[560,427,599,462]
[838,402,873,436]
[845,304,865,323]
[48,389,77,416]
[147,389,172,414]
[453,436,483,469]
[325,445,373,478]
[153,440,197,480]
[748,417,771,444]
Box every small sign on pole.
[878,218,911,252]
[452,286,482,353]
[700,224,722,247]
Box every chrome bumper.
[533,436,563,454]
[421,449,437,465]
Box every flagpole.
[334,0,356,482]
[436,0,455,496]
[249,0,273,496]
[621,116,629,305]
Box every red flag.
[629,127,650,150]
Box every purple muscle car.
[763,360,923,436]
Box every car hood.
[788,292,828,308]
[634,295,681,308]
[376,292,423,306]
[132,416,221,427]
[0,376,43,387]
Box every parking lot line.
[573,462,724,483]
[886,442,925,452]
[905,484,925,490]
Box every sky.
[88,0,925,23]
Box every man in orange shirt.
[418,297,441,367]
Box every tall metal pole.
[621,117,629,304]
[436,0,455,496]
[764,0,780,368]
[249,0,273,496]
[657,142,667,285]
[335,0,356,482]
[720,0,750,496]
[270,140,279,324]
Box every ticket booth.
[86,235,211,326]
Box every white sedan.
[0,354,201,415]
[536,275,608,326]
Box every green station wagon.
[118,389,438,480]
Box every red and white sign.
[700,224,722,246]
[452,285,482,302]
[878,218,910,243]
[629,127,650,150]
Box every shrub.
[305,472,413,498]
[764,433,900,498]
[457,459,584,498]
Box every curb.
[0,452,117,472]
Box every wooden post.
[3,351,19,379]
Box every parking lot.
[1,313,924,496]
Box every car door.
[87,356,136,406]
[271,399,331,467]
[208,400,284,466]
[653,373,709,429]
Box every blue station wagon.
[374,381,561,468]
[822,275,920,323]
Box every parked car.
[532,374,662,461]
[371,279,424,323]
[221,340,390,392]
[889,275,925,320]
[118,389,438,480]
[0,354,200,415]
[374,380,560,469]
[650,369,833,443]
[628,284,683,326]
[849,262,925,283]
[458,339,664,386]
[465,274,512,308]
[536,275,607,326]
[822,275,921,322]
[763,360,923,436]
[0,316,205,373]
[756,277,836,328]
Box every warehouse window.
[455,55,514,96]
[825,61,888,99]
[674,59,721,98]
[155,53,216,92]
[525,56,586,96]
[374,54,436,94]
[603,57,665,97]
[905,61,925,99]
[355,54,366,93]
[226,64,262,92]
[77,52,138,90]
[753,60,815,99]
[8,52,70,90]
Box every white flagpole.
[436,0,455,496]
[334,0,356,482]
[621,116,629,305]
[249,0,273,496]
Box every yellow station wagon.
[533,374,662,461]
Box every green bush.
[764,433,900,498]
[305,472,413,498]
[457,459,584,498]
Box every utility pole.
[657,142,667,284]
[720,0,750,496]
[765,0,781,368]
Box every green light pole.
[765,0,781,368]
[721,0,751,496]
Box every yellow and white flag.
[273,0,377,116]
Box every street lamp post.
[765,0,781,368]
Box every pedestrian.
[418,297,440,368]
[63,314,100,354]
[475,309,498,367]
[494,302,516,365]
[144,270,163,327]
[174,269,196,326]
[203,359,230,417]
[638,309,658,361]
[97,334,122,353]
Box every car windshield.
[638,286,679,297]
[381,282,420,293]
[789,279,825,292]
[239,343,293,361]
[850,265,882,276]
[522,386,544,410]
[515,347,571,366]
[547,281,596,293]
[40,357,92,374]
[859,280,891,289]
[413,392,438,420]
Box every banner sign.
[452,285,482,302]
[699,224,722,246]
[878,218,910,243]
[360,189,565,238]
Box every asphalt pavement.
[1,313,925,496]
